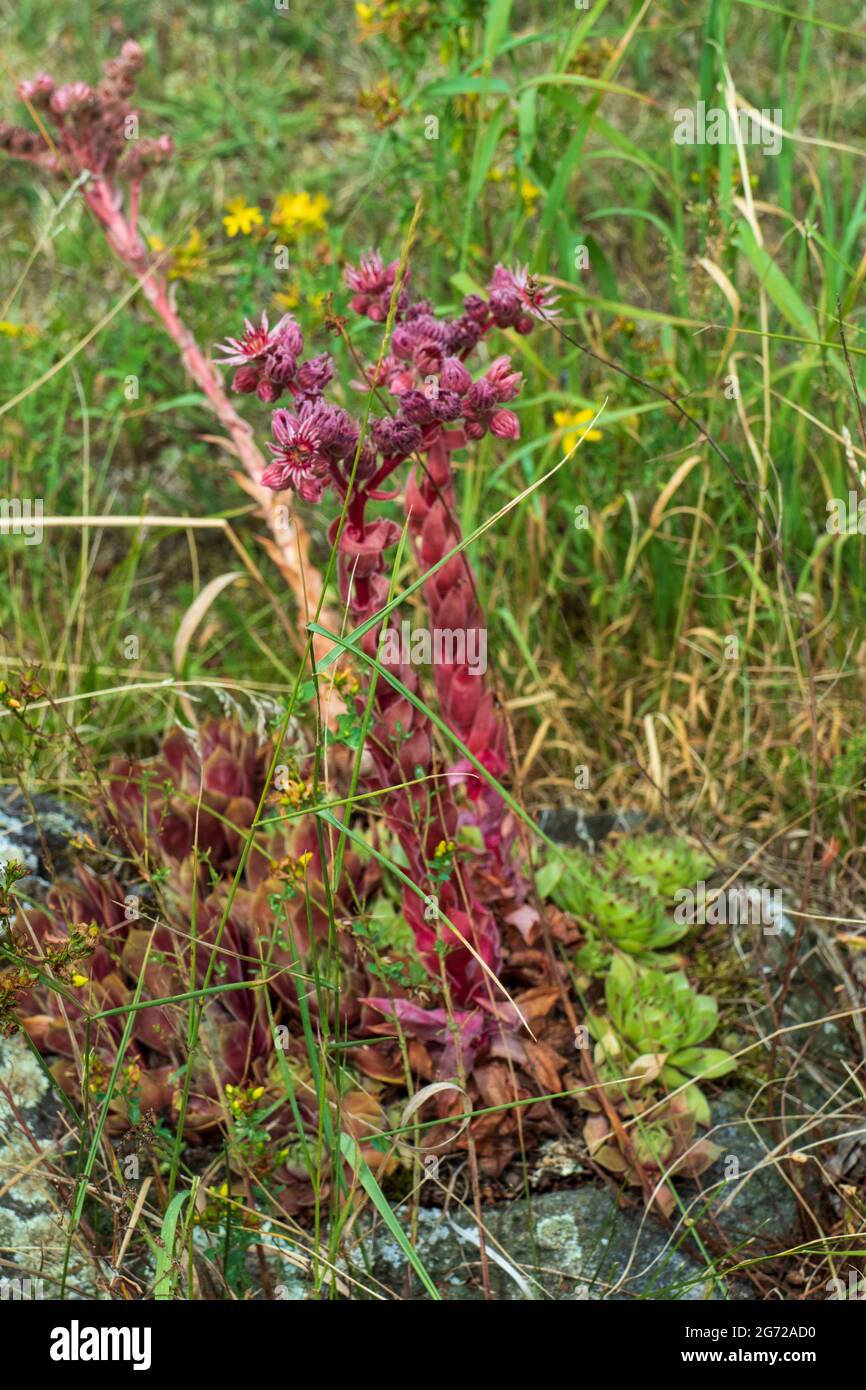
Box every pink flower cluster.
[215,262,557,513]
[0,42,173,181]
[344,251,408,321]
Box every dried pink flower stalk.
[1,43,333,645]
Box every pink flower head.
[50,82,96,116]
[371,416,422,459]
[17,73,54,108]
[256,378,281,404]
[301,400,359,462]
[489,409,520,439]
[261,408,330,501]
[296,352,334,396]
[462,379,518,439]
[439,356,472,395]
[486,355,523,402]
[231,365,260,395]
[344,250,408,322]
[489,263,559,324]
[214,312,297,368]
[120,40,144,68]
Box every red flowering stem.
[333,483,503,1008]
[404,431,537,938]
[407,432,505,762]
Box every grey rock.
[0,789,90,893]
[352,1187,742,1301]
[685,1091,802,1251]
[536,806,653,852]
[0,1033,101,1299]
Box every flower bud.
[231,365,260,394]
[439,357,472,394]
[490,409,520,440]
[296,353,334,394]
[256,378,281,403]
[263,344,297,387]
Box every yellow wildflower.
[223,198,264,238]
[148,228,209,281]
[518,176,542,212]
[334,666,360,697]
[69,831,97,852]
[553,408,603,453]
[276,776,313,811]
[273,283,301,312]
[0,321,38,343]
[271,191,330,239]
[71,972,89,988]
[358,78,404,127]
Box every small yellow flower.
[223,198,264,238]
[149,228,209,281]
[358,78,404,127]
[355,2,375,23]
[433,839,455,860]
[273,284,300,312]
[489,169,542,211]
[0,320,38,343]
[334,666,360,697]
[553,408,603,453]
[71,972,89,988]
[270,191,330,239]
[251,1086,265,1101]
[518,176,542,211]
